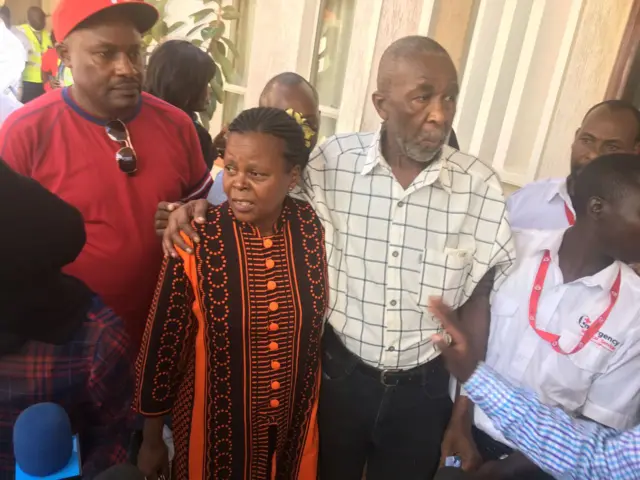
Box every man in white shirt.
[508,100,640,230]
[160,36,515,479]
[0,16,26,126]
[468,153,640,479]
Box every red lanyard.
[564,202,575,225]
[529,250,621,355]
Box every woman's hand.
[137,437,170,480]
[162,199,210,257]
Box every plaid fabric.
[466,363,640,479]
[302,129,515,369]
[0,297,134,479]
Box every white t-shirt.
[0,92,22,126]
[476,229,640,447]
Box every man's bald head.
[372,36,458,164]
[377,36,455,92]
[27,7,46,31]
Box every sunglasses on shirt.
[105,120,138,175]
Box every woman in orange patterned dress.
[134,107,327,480]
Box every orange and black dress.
[134,197,327,480]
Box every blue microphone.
[13,403,82,479]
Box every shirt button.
[269,322,279,332]
[390,300,397,307]
[270,399,280,408]
[397,201,404,207]
[267,280,277,291]
[263,238,273,248]
[387,346,396,352]
[271,381,280,390]
[271,360,281,371]
[269,302,279,312]
[392,251,399,258]
[268,341,278,351]
[265,259,275,270]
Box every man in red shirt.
[0,0,213,349]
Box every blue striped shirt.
[465,364,640,479]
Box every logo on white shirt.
[578,315,620,351]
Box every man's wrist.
[448,395,473,429]
[462,361,485,391]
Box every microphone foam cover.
[13,403,73,476]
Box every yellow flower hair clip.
[286,108,315,150]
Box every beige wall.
[536,0,633,179]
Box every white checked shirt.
[507,177,574,230]
[302,129,515,369]
[476,229,640,447]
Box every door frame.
[606,0,640,99]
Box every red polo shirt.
[0,88,213,348]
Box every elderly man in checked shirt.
[161,36,515,479]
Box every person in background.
[208,72,319,204]
[430,161,640,480]
[0,0,213,351]
[135,107,327,480]
[508,100,640,230]
[153,71,320,228]
[41,30,73,92]
[463,152,640,479]
[18,7,51,103]
[0,16,25,126]
[0,5,30,68]
[159,36,515,480]
[0,158,134,479]
[145,39,217,170]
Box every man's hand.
[429,298,481,383]
[49,78,61,89]
[155,202,181,238]
[161,199,210,257]
[440,420,483,472]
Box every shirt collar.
[360,125,453,194]
[530,229,620,290]
[62,87,142,125]
[545,178,573,206]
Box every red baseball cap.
[53,0,159,41]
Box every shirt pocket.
[559,328,618,374]
[486,296,520,366]
[539,328,617,410]
[417,248,473,309]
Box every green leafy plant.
[143,0,241,129]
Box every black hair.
[145,40,216,114]
[582,100,640,142]
[0,6,10,27]
[377,36,454,91]
[260,72,319,105]
[228,107,310,171]
[573,153,640,218]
